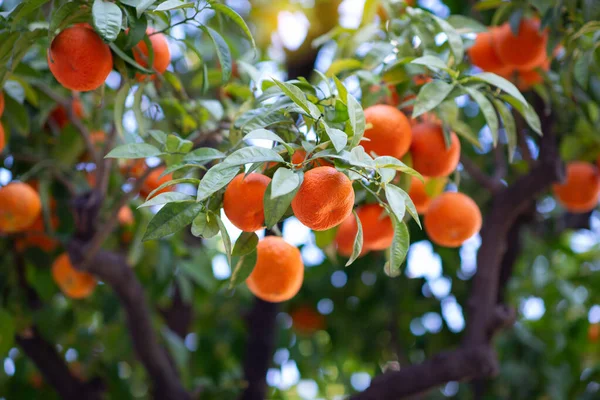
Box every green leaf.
[10,0,50,29]
[145,178,199,201]
[244,129,286,144]
[0,310,15,357]
[155,0,193,11]
[183,147,226,163]
[214,213,232,265]
[324,124,348,153]
[411,55,452,73]
[446,15,487,33]
[493,99,518,162]
[3,94,29,135]
[143,201,204,241]
[161,328,189,373]
[470,72,528,107]
[92,0,122,42]
[431,14,464,64]
[463,86,499,146]
[223,147,284,166]
[385,185,406,222]
[138,192,194,208]
[413,81,455,118]
[229,250,257,289]
[4,80,24,104]
[346,210,363,267]
[109,43,154,73]
[272,79,313,117]
[333,75,348,104]
[196,163,240,201]
[326,59,362,77]
[232,232,259,257]
[263,181,298,229]
[148,129,167,144]
[201,25,231,82]
[124,13,147,50]
[271,168,303,199]
[500,95,542,136]
[191,211,219,238]
[105,143,162,159]
[210,2,256,48]
[348,93,366,147]
[49,2,86,35]
[389,184,421,228]
[114,83,129,140]
[385,216,410,274]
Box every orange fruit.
[90,130,106,146]
[410,122,461,177]
[0,93,4,116]
[515,58,550,90]
[48,98,84,129]
[334,203,394,257]
[424,192,482,247]
[408,176,433,214]
[120,159,147,178]
[118,206,134,226]
[223,173,271,232]
[16,198,59,252]
[589,324,600,343]
[552,161,600,213]
[0,123,4,153]
[47,25,113,91]
[0,182,42,233]
[140,167,173,199]
[52,253,97,299]
[493,19,548,70]
[133,28,171,80]
[468,29,514,76]
[292,166,355,231]
[369,84,400,107]
[291,149,333,168]
[290,306,325,334]
[246,236,304,303]
[363,105,412,159]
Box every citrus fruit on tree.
[408,176,433,214]
[291,149,333,168]
[290,305,325,334]
[133,28,171,80]
[140,167,173,199]
[52,253,97,299]
[410,122,461,177]
[47,25,113,92]
[335,203,394,256]
[468,29,513,77]
[291,166,355,231]
[493,18,548,70]
[424,192,482,247]
[0,92,4,116]
[48,98,84,129]
[16,199,59,252]
[552,161,600,213]
[0,182,42,233]
[246,236,304,303]
[363,104,412,159]
[0,123,5,153]
[223,173,271,232]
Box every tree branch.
[460,154,503,192]
[16,328,105,400]
[67,241,191,400]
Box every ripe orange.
[90,130,106,146]
[589,324,600,343]
[552,161,600,213]
[48,25,113,91]
[0,93,4,116]
[223,173,271,232]
[52,253,97,299]
[120,159,147,178]
[0,123,4,153]
[290,305,325,334]
[493,19,548,70]
[140,167,173,199]
[424,192,482,247]
[133,28,171,80]
[118,206,134,226]
[246,236,304,303]
[335,203,394,256]
[408,176,433,214]
[468,29,514,76]
[410,122,461,177]
[0,182,42,233]
[292,166,355,231]
[291,149,333,168]
[48,99,84,129]
[16,198,59,252]
[515,58,550,90]
[363,105,412,159]
[369,84,400,107]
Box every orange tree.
[1,0,600,399]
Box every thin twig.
[460,154,502,192]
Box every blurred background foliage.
[0,0,600,399]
